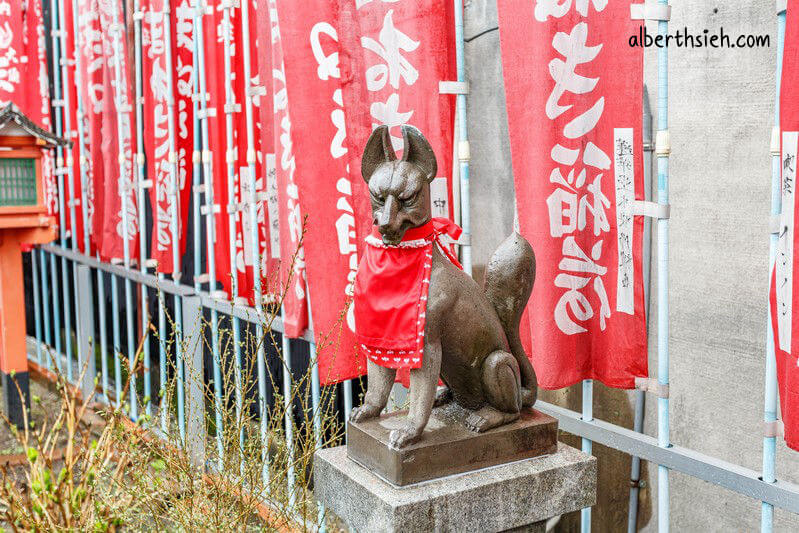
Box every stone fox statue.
[350,125,538,449]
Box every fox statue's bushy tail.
[483,232,538,406]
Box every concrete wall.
[463,0,799,530]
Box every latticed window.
[0,158,37,207]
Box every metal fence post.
[75,264,96,400]
[181,295,206,465]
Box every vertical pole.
[628,88,654,533]
[39,250,52,358]
[49,0,70,379]
[111,273,123,406]
[656,1,671,530]
[31,251,43,365]
[581,379,593,533]
[71,0,99,397]
[238,0,269,487]
[109,0,138,420]
[191,0,225,467]
[281,323,296,509]
[57,0,82,384]
[75,265,97,400]
[97,268,109,401]
[453,0,472,275]
[49,251,62,370]
[182,295,207,466]
[762,6,786,533]
[71,0,92,257]
[132,0,153,421]
[220,0,244,471]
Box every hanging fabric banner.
[336,0,457,243]
[61,0,87,250]
[267,1,309,337]
[77,0,105,253]
[274,0,366,382]
[255,0,280,295]
[201,3,233,296]
[0,0,56,217]
[231,5,257,303]
[770,0,799,452]
[97,0,138,263]
[496,0,647,389]
[142,0,194,273]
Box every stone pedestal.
[315,443,596,532]
[347,406,558,486]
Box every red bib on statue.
[354,218,462,369]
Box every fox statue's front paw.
[388,425,422,449]
[350,403,382,423]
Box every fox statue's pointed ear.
[401,125,437,183]
[361,125,396,183]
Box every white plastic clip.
[656,130,671,157]
[194,273,210,284]
[198,108,217,119]
[144,258,159,269]
[630,3,671,20]
[770,214,782,235]
[193,184,206,194]
[439,81,469,95]
[226,149,237,164]
[68,198,81,208]
[192,92,210,103]
[133,10,145,21]
[771,126,781,156]
[632,200,670,220]
[635,377,669,398]
[248,85,267,97]
[110,257,124,266]
[246,149,256,165]
[764,420,784,438]
[458,140,471,162]
[51,99,66,108]
[200,204,221,215]
[224,103,242,114]
[138,179,153,189]
[136,153,145,166]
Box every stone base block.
[315,443,596,533]
[347,405,558,486]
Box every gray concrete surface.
[315,443,596,533]
[463,0,799,530]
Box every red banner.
[770,0,799,452]
[275,0,366,382]
[62,0,87,250]
[77,0,105,253]
[97,0,138,263]
[201,5,233,295]
[267,1,308,337]
[336,0,457,242]
[254,0,280,295]
[142,0,194,274]
[497,0,647,389]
